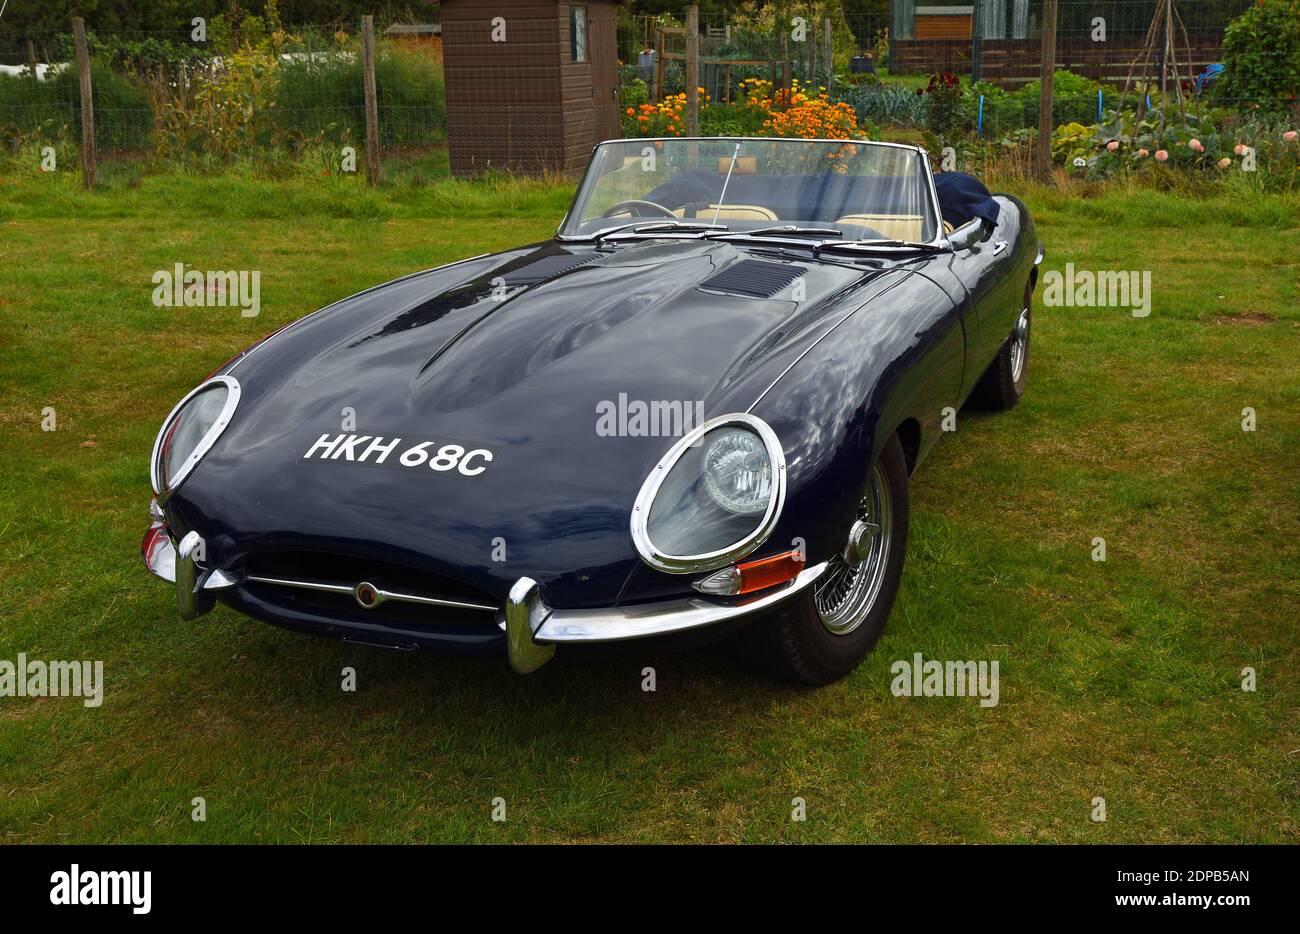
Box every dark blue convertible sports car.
[143,137,1042,684]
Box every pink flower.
[1188,138,1204,152]
[1234,143,1247,155]
[1155,149,1169,162]
[1217,157,1231,168]
[1284,130,1298,142]
[1106,140,1119,152]
[1136,148,1149,158]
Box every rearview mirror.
[947,219,984,252]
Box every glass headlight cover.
[150,376,240,496]
[702,428,773,515]
[632,414,786,574]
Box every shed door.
[588,5,620,143]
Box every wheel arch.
[892,417,922,476]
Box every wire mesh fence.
[0,24,446,163]
[614,0,1293,141]
[0,2,1295,181]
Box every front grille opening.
[246,551,494,604]
[244,580,497,631]
[242,550,500,631]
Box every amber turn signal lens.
[735,550,805,595]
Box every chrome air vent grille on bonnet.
[699,259,803,299]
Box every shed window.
[570,6,588,62]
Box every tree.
[840,0,888,53]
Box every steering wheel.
[601,199,676,219]
[837,223,889,240]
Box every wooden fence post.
[26,40,38,76]
[811,17,818,82]
[71,17,95,189]
[361,15,381,185]
[685,6,699,136]
[1036,0,1058,181]
[822,17,833,82]
[779,30,790,95]
[653,28,665,103]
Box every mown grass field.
[0,166,1297,843]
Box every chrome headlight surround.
[630,413,786,575]
[149,375,241,500]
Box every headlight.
[631,414,785,574]
[150,375,241,497]
[702,428,773,515]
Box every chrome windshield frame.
[556,137,944,247]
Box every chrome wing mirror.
[946,218,985,252]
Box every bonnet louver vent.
[699,260,804,299]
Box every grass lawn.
[0,167,1297,843]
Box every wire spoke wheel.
[814,459,893,635]
[1010,306,1030,383]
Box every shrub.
[49,34,210,82]
[831,79,927,127]
[275,44,446,148]
[1218,0,1300,110]
[919,72,962,137]
[623,78,863,141]
[154,48,282,160]
[1004,71,1106,132]
[1053,107,1298,193]
[0,63,152,151]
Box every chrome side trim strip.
[243,574,498,613]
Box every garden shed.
[441,0,622,176]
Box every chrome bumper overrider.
[143,526,825,674]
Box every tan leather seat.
[716,156,759,174]
[835,214,924,240]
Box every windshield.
[561,138,938,244]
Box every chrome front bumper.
[144,525,825,674]
[501,562,827,673]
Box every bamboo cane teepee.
[1120,0,1199,134]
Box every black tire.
[968,279,1033,411]
[742,434,910,686]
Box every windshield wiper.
[591,221,727,242]
[824,238,944,253]
[709,225,843,240]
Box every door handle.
[992,240,1008,255]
